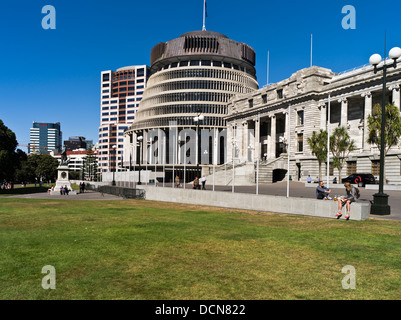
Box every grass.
[0,198,401,300]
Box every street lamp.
[368,44,401,215]
[137,135,143,185]
[193,108,204,179]
[111,145,116,186]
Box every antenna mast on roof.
[202,0,207,31]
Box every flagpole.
[202,0,206,31]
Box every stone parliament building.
[122,29,401,185]
[226,62,401,184]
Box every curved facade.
[123,30,259,181]
[130,30,259,131]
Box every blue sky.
[1,0,400,152]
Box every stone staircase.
[254,155,288,184]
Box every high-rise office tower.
[29,121,62,154]
[98,65,150,173]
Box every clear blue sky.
[1,0,400,152]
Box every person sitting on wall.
[192,177,200,190]
[316,181,331,200]
[307,175,312,183]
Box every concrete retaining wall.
[137,186,370,220]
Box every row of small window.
[102,97,142,104]
[146,80,248,96]
[102,110,137,116]
[143,92,231,107]
[101,78,145,88]
[156,60,253,75]
[99,139,124,143]
[133,116,226,129]
[102,69,145,82]
[98,144,124,149]
[98,126,129,132]
[102,116,135,122]
[145,104,227,116]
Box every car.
[341,173,376,187]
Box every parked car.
[341,173,376,187]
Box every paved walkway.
[5,182,401,221]
[6,190,123,200]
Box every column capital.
[361,91,372,98]
[389,84,400,91]
[338,97,348,103]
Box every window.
[262,94,267,104]
[137,68,144,77]
[277,89,283,99]
[201,60,211,66]
[180,61,189,67]
[347,161,357,175]
[213,61,222,67]
[297,110,304,126]
[297,133,303,152]
[223,62,231,68]
[102,73,110,82]
[372,160,380,176]
[190,60,200,66]
[248,99,253,108]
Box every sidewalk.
[6,190,123,200]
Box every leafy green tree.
[367,103,401,183]
[330,126,356,182]
[15,154,58,183]
[0,119,23,182]
[307,129,328,181]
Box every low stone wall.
[137,186,370,221]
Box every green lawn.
[0,198,401,300]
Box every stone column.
[242,121,248,162]
[390,84,400,109]
[269,114,276,159]
[338,97,348,127]
[254,116,260,161]
[362,91,372,151]
[320,104,327,130]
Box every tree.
[330,126,356,182]
[0,119,23,182]
[15,154,58,183]
[307,129,328,181]
[367,103,401,184]
[82,148,98,181]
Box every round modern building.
[124,30,259,182]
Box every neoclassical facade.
[226,60,401,184]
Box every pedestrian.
[316,181,331,200]
[192,177,200,190]
[64,185,69,195]
[201,175,207,190]
[336,182,359,220]
[60,186,64,195]
[79,182,83,193]
[307,175,311,183]
[82,182,85,193]
[175,175,180,188]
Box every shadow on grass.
[0,187,49,195]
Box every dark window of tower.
[180,61,189,67]
[103,73,110,82]
[223,62,231,68]
[137,68,145,77]
[201,60,211,66]
[190,60,200,66]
